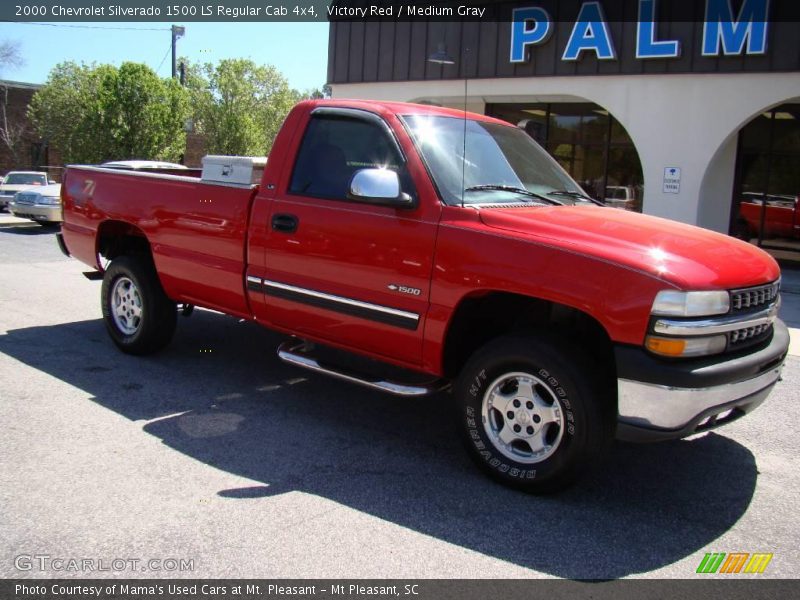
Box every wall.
[328,11,800,85]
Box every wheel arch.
[440,290,618,404]
[95,220,152,266]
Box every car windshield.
[401,115,590,206]
[4,173,46,185]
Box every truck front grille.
[730,282,780,312]
[729,323,772,346]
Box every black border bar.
[3,579,800,600]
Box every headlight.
[651,290,730,317]
[645,334,727,357]
[39,195,60,205]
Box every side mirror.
[347,169,414,208]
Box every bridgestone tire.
[101,255,177,355]
[455,333,614,493]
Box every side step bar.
[277,341,449,397]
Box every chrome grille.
[14,192,38,205]
[730,281,780,312]
[730,323,772,345]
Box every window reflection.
[732,103,800,261]
[487,102,644,212]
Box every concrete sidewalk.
[779,266,800,356]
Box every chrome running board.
[277,341,449,397]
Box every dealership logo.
[511,0,769,63]
[696,552,773,574]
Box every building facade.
[0,80,61,180]
[327,0,800,260]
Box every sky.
[0,21,330,91]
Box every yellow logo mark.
[744,553,773,574]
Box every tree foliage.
[308,84,332,99]
[186,58,303,156]
[28,61,190,164]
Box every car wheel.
[455,333,614,493]
[101,255,177,355]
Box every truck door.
[257,108,438,366]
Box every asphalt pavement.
[1,213,798,580]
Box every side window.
[289,116,409,201]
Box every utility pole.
[171,25,185,80]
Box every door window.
[289,116,409,202]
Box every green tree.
[28,61,190,164]
[307,84,332,99]
[92,62,189,161]
[187,58,302,156]
[28,62,102,163]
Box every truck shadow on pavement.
[0,221,58,235]
[1,309,759,579]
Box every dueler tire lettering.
[454,333,613,493]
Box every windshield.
[401,115,590,206]
[4,173,46,185]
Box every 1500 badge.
[387,284,422,296]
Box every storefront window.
[731,103,800,260]
[487,102,644,212]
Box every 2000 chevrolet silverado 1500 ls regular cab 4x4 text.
[58,100,789,492]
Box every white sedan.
[9,183,63,226]
[0,171,49,210]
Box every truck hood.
[478,205,780,290]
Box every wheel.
[454,333,614,493]
[101,255,177,355]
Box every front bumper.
[0,194,13,209]
[615,319,789,442]
[9,201,62,223]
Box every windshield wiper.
[546,189,604,206]
[464,185,564,206]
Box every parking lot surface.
[1,214,799,579]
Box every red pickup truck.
[58,100,789,492]
[739,193,800,240]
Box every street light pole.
[171,25,186,80]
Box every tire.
[454,333,614,493]
[101,255,177,355]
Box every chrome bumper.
[618,365,781,432]
[9,202,62,223]
[615,319,789,442]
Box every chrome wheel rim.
[481,371,565,464]
[110,276,143,336]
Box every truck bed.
[61,165,260,317]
